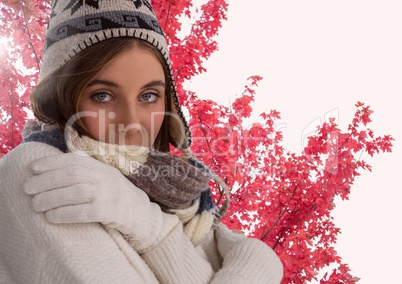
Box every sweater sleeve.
[140,218,283,284]
[141,221,216,283]
[211,223,283,284]
[0,143,158,284]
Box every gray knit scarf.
[22,121,230,246]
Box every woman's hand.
[23,152,160,242]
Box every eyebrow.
[86,79,166,89]
[143,80,166,89]
[87,79,120,88]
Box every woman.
[0,1,283,283]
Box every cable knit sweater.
[0,142,283,283]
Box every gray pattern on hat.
[45,11,163,50]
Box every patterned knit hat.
[40,0,191,149]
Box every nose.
[117,104,142,136]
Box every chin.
[120,139,150,147]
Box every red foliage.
[0,1,394,283]
[0,0,49,154]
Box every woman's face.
[78,45,166,146]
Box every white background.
[185,0,401,282]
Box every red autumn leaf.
[0,1,394,283]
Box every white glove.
[23,152,163,246]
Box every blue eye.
[140,93,159,103]
[92,92,113,102]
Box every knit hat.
[40,0,191,149]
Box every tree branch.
[19,2,41,70]
[261,185,298,241]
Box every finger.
[23,166,94,195]
[31,152,94,174]
[31,184,95,212]
[45,203,99,224]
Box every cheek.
[147,100,166,138]
[80,116,100,140]
[78,100,112,142]
[153,113,165,134]
[80,113,111,142]
[144,111,165,139]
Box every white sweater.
[0,142,283,283]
